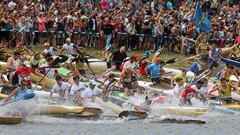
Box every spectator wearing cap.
[101,17,114,50]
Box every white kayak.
[151,106,208,117]
[138,80,173,96]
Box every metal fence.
[0,30,235,51]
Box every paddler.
[179,83,202,106]
[199,78,213,97]
[134,96,152,112]
[171,69,188,87]
[195,31,208,55]
[59,38,78,56]
[207,43,219,69]
[7,51,21,85]
[208,78,237,98]
[16,43,33,60]
[120,67,139,95]
[123,55,140,79]
[29,52,42,69]
[38,57,59,79]
[102,42,117,61]
[43,42,57,56]
[188,56,208,76]
[102,73,117,95]
[14,61,36,89]
[220,65,240,82]
[79,80,103,105]
[69,75,86,105]
[103,46,127,77]
[0,71,10,87]
[49,75,71,101]
[145,58,165,85]
[69,50,95,77]
[137,50,151,76]
[4,80,35,103]
[152,48,162,63]
[173,78,186,97]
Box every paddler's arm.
[0,73,9,86]
[133,105,141,112]
[233,70,240,81]
[23,46,34,56]
[7,57,16,71]
[85,59,95,76]
[208,50,214,59]
[208,85,220,95]
[170,76,176,87]
[4,88,18,102]
[58,47,65,55]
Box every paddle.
[206,96,240,104]
[150,118,206,124]
[140,71,173,80]
[0,93,35,107]
[192,48,222,84]
[118,110,148,120]
[33,57,63,89]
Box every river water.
[1,97,240,135]
[1,110,240,135]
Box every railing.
[0,30,235,51]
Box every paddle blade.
[22,93,35,100]
[119,111,147,120]
[165,58,176,64]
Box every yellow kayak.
[0,93,8,99]
[0,116,22,124]
[152,107,207,117]
[223,104,240,111]
[32,104,102,117]
[0,61,55,88]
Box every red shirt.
[138,62,147,75]
[235,36,240,43]
[15,66,34,85]
[181,88,196,98]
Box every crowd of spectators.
[0,0,239,54]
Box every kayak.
[63,57,107,71]
[138,81,172,96]
[30,73,55,88]
[0,61,55,88]
[183,46,235,62]
[0,93,8,99]
[0,116,22,124]
[223,104,240,111]
[94,97,125,113]
[0,90,58,99]
[151,106,208,117]
[209,103,239,114]
[220,57,240,68]
[108,67,194,79]
[57,67,71,77]
[32,104,102,117]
